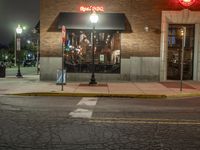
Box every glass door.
[167,24,194,80]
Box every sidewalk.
[1,75,200,98]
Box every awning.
[49,12,128,31]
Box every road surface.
[0,96,200,149]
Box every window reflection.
[64,31,121,73]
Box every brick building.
[40,0,200,81]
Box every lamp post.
[89,11,98,85]
[14,26,26,66]
[16,24,23,78]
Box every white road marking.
[69,108,93,118]
[69,97,98,118]
[89,118,200,125]
[77,97,98,106]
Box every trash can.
[56,69,66,85]
[0,62,6,78]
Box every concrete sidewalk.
[1,75,200,98]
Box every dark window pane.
[167,24,194,80]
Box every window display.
[64,31,121,73]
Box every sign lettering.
[80,6,104,12]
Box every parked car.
[23,60,36,67]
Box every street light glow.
[22,26,26,30]
[90,11,99,24]
[27,40,31,44]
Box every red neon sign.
[80,6,104,12]
[179,0,196,7]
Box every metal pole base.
[16,67,23,78]
[89,74,97,85]
[16,72,23,78]
[16,60,22,78]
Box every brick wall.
[40,0,200,58]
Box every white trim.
[160,9,200,81]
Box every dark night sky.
[0,0,39,46]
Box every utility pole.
[180,27,186,91]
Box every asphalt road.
[0,96,200,150]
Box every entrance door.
[167,24,195,80]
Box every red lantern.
[179,0,196,7]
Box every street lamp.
[89,11,98,85]
[14,25,26,66]
[16,24,23,78]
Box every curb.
[8,92,167,99]
[7,92,200,99]
[167,93,200,99]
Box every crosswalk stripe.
[69,108,93,118]
[69,97,98,119]
[77,97,98,106]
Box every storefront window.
[64,31,121,73]
[167,24,194,80]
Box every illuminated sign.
[80,6,104,12]
[179,0,196,7]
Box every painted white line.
[89,120,200,125]
[69,108,93,118]
[77,97,98,106]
